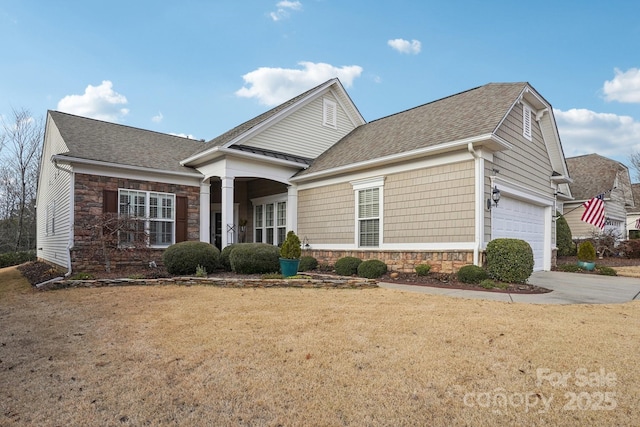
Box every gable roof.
[295,82,529,178]
[48,111,204,174]
[628,183,640,213]
[566,153,632,202]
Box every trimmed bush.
[457,264,488,284]
[0,251,36,268]
[556,212,575,256]
[577,241,596,262]
[162,241,220,275]
[280,231,301,259]
[299,255,318,272]
[597,266,617,276]
[486,238,534,284]
[415,264,431,276]
[334,256,362,276]
[357,259,387,279]
[229,243,280,274]
[220,244,238,271]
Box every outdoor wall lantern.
[487,186,501,210]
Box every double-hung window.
[253,194,287,246]
[352,177,385,247]
[118,190,175,247]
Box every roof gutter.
[291,134,511,183]
[52,155,203,179]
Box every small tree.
[577,241,596,262]
[279,230,301,259]
[555,212,575,256]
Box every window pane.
[358,188,379,218]
[359,219,379,247]
[149,221,173,246]
[255,205,263,227]
[277,227,286,245]
[266,228,274,245]
[266,204,274,227]
[256,229,263,243]
[277,202,286,226]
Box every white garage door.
[491,197,545,271]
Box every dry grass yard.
[1,265,639,426]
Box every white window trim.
[351,176,385,247]
[523,104,532,141]
[251,193,287,246]
[118,189,176,248]
[323,98,337,129]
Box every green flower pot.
[279,258,300,277]
[577,261,596,271]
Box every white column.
[199,179,211,243]
[287,184,298,233]
[221,176,235,248]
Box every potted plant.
[279,230,301,277]
[577,240,596,271]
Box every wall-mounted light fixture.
[487,186,501,210]
[303,236,310,249]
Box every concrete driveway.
[378,271,640,304]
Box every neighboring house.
[626,183,640,239]
[36,79,572,274]
[564,154,634,240]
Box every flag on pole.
[581,194,605,229]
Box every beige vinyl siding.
[605,187,629,221]
[385,161,475,243]
[36,118,73,269]
[564,202,597,238]
[297,182,354,244]
[493,103,554,195]
[242,93,357,159]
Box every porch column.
[221,176,235,248]
[199,179,211,243]
[287,184,298,233]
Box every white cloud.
[388,38,421,55]
[555,108,640,162]
[603,68,640,103]
[235,61,363,106]
[57,81,129,122]
[170,132,196,140]
[151,112,164,123]
[270,0,302,21]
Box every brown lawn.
[1,265,639,426]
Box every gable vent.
[523,104,532,141]
[323,98,337,129]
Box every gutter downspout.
[468,143,483,267]
[53,158,74,277]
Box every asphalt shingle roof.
[49,111,205,174]
[298,82,528,176]
[566,154,626,200]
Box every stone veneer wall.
[72,174,200,273]
[306,249,475,273]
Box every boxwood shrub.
[298,255,318,272]
[357,259,387,279]
[415,264,431,276]
[0,251,36,268]
[162,241,220,275]
[486,238,534,284]
[220,243,239,271]
[334,256,362,276]
[456,264,488,284]
[229,243,280,274]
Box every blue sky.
[2,1,640,176]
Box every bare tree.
[630,150,640,182]
[0,108,43,252]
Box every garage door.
[491,197,545,271]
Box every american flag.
[581,194,605,229]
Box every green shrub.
[220,244,238,271]
[597,266,617,276]
[229,243,280,274]
[162,241,220,275]
[556,263,581,272]
[457,264,488,284]
[415,264,431,276]
[357,259,387,279]
[334,256,362,276]
[195,264,208,277]
[0,251,36,268]
[299,255,318,272]
[556,213,576,256]
[486,238,534,284]
[480,279,497,289]
[577,241,596,262]
[280,231,301,259]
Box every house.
[564,154,634,240]
[36,79,572,274]
[626,183,640,239]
